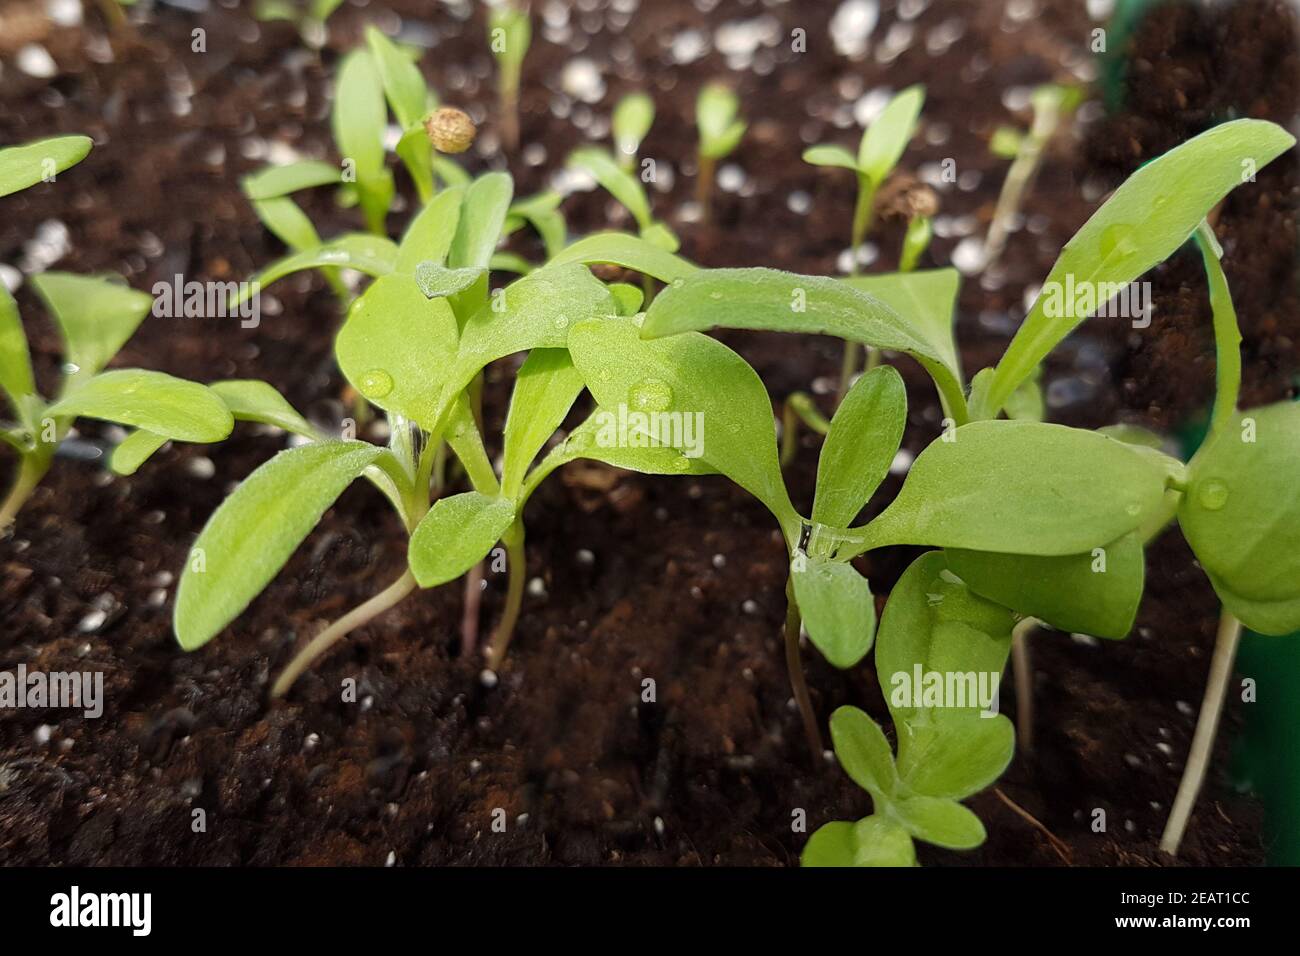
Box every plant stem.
[0,454,50,532]
[500,77,520,152]
[984,99,1061,270]
[836,174,877,406]
[485,519,526,667]
[784,577,825,760]
[695,154,716,224]
[1160,609,1242,857]
[1010,617,1038,753]
[271,569,417,698]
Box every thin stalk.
[0,454,51,532]
[784,577,825,760]
[1160,609,1243,856]
[836,174,877,406]
[499,73,520,152]
[984,97,1062,270]
[461,562,486,656]
[271,569,417,698]
[1196,221,1242,440]
[695,154,716,224]
[485,519,526,666]
[1010,617,1038,753]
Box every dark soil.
[1,0,1293,866]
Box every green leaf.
[488,3,531,72]
[365,26,428,129]
[1181,400,1300,603]
[0,135,92,198]
[550,232,696,283]
[31,273,153,384]
[413,262,484,299]
[507,191,568,257]
[45,369,233,442]
[568,147,654,231]
[251,197,321,251]
[829,706,899,806]
[210,379,315,437]
[856,422,1177,557]
[812,365,906,528]
[946,532,1145,638]
[173,441,383,650]
[989,125,1024,160]
[893,794,986,850]
[332,50,395,233]
[110,430,170,476]
[448,172,513,270]
[841,268,963,395]
[396,123,435,203]
[240,233,399,304]
[791,554,876,668]
[696,83,745,159]
[242,160,342,201]
[895,711,1015,800]
[395,185,464,273]
[501,349,585,500]
[439,264,613,416]
[612,92,655,162]
[801,817,918,867]
[0,285,35,415]
[568,316,798,534]
[336,273,459,427]
[1209,571,1300,637]
[519,410,716,504]
[608,283,644,316]
[802,144,860,170]
[408,492,516,588]
[857,85,924,184]
[875,551,1014,723]
[983,119,1295,417]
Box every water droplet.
[1197,479,1229,511]
[629,377,673,413]
[670,278,685,289]
[358,369,394,399]
[1099,223,1136,260]
[553,314,569,330]
[669,454,691,473]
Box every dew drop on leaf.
[629,377,673,412]
[358,369,394,399]
[1197,478,1230,511]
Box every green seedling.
[0,136,233,529]
[803,550,1016,865]
[612,92,655,173]
[488,1,531,151]
[803,84,925,400]
[636,119,1293,860]
[172,175,711,693]
[694,82,746,223]
[568,146,680,254]
[982,83,1082,270]
[252,0,345,50]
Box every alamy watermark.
[0,664,103,718]
[592,403,705,459]
[152,274,260,329]
[1039,277,1152,328]
[888,665,1001,718]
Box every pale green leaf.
[242,160,342,201]
[395,185,464,273]
[791,554,876,668]
[893,794,986,850]
[110,430,170,476]
[210,379,315,437]
[448,172,513,270]
[0,284,35,415]
[802,144,860,170]
[173,441,383,649]
[31,273,153,383]
[501,349,585,500]
[332,50,395,233]
[46,369,233,442]
[568,147,653,230]
[829,705,899,806]
[550,232,696,283]
[612,92,654,162]
[408,492,516,588]
[240,233,398,304]
[857,85,924,183]
[365,26,428,129]
[0,135,92,198]
[812,365,906,528]
[896,711,1015,800]
[251,197,321,251]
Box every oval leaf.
[812,364,906,528]
[46,369,233,442]
[791,554,876,669]
[408,492,517,588]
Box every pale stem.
[837,174,877,406]
[1010,617,1039,753]
[485,520,527,667]
[695,154,716,224]
[499,74,520,152]
[984,103,1059,270]
[1160,609,1243,856]
[0,455,51,532]
[784,577,825,760]
[271,569,417,698]
[461,561,485,656]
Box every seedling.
[488,1,531,151]
[251,0,345,50]
[612,92,655,173]
[567,146,680,253]
[982,83,1082,270]
[803,84,924,400]
[693,82,746,223]
[0,136,233,529]
[173,172,712,693]
[803,551,1016,865]
[634,118,1293,861]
